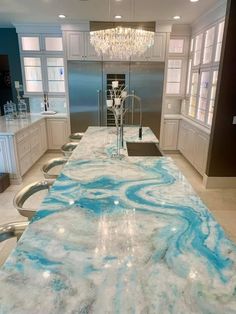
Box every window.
[190,38,194,53]
[203,27,215,64]
[208,70,218,125]
[186,59,192,95]
[215,21,225,62]
[193,33,203,66]
[166,59,182,94]
[197,71,210,122]
[189,72,199,117]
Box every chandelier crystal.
[90,27,155,59]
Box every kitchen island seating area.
[0,126,236,313]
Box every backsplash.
[29,97,67,113]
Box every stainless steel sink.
[126,142,163,156]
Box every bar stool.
[0,221,29,242]
[13,180,54,220]
[41,157,67,179]
[61,142,78,158]
[69,132,84,142]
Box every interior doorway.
[0,55,13,116]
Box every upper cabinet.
[66,31,102,61]
[165,36,189,97]
[18,33,65,95]
[19,35,63,54]
[64,31,166,62]
[130,33,166,62]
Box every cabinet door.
[47,118,68,149]
[162,120,179,150]
[178,122,187,154]
[84,32,102,61]
[44,36,63,53]
[46,57,65,93]
[149,33,166,61]
[194,132,209,175]
[67,32,85,60]
[20,35,41,52]
[40,120,48,154]
[23,56,43,93]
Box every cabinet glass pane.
[45,37,63,51]
[203,27,215,64]
[21,37,40,51]
[215,21,225,62]
[166,59,182,94]
[167,68,181,82]
[193,34,203,66]
[197,71,210,122]
[47,58,65,93]
[23,57,43,93]
[169,39,184,54]
[166,83,180,94]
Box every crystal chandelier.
[90,27,155,59]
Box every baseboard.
[203,174,236,189]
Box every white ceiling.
[0,0,224,27]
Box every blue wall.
[0,28,22,103]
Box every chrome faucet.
[120,94,142,148]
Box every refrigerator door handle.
[97,89,101,126]
[131,90,135,125]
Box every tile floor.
[0,152,236,266]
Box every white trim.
[14,24,62,34]
[203,175,236,189]
[61,23,90,32]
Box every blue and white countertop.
[0,127,236,313]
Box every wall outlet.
[233,116,236,124]
[167,103,172,110]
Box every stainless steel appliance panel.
[68,61,103,133]
[129,62,165,138]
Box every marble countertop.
[0,127,236,313]
[0,113,68,135]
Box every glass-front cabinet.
[19,34,65,95]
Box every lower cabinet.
[46,118,69,150]
[162,119,179,150]
[178,120,209,175]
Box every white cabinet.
[66,32,102,61]
[19,35,63,53]
[162,119,179,150]
[65,31,166,62]
[40,119,48,155]
[131,33,166,62]
[178,120,209,175]
[16,120,47,176]
[46,118,69,149]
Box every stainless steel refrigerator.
[68,61,165,138]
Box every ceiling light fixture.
[114,15,122,19]
[90,27,154,59]
[190,0,199,2]
[173,15,181,20]
[58,14,66,19]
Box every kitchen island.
[0,127,236,313]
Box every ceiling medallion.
[90,27,154,59]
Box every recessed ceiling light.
[173,15,181,20]
[190,0,199,2]
[114,15,122,19]
[58,14,66,19]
